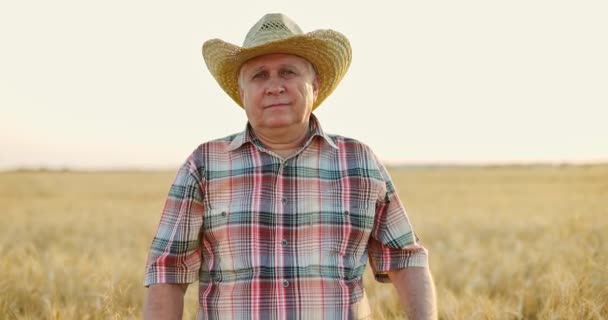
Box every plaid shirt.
[144,115,428,320]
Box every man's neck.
[251,121,310,159]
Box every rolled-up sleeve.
[368,162,428,283]
[143,158,205,287]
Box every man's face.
[239,53,319,131]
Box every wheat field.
[0,165,606,319]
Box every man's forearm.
[388,267,437,320]
[144,283,189,320]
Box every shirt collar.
[227,114,338,152]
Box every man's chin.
[260,117,304,129]
[263,120,293,129]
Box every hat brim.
[202,29,352,110]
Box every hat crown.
[243,13,304,48]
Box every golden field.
[0,165,606,319]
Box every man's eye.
[252,73,266,79]
[281,69,296,76]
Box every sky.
[1,0,607,170]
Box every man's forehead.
[240,53,313,72]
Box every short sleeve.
[143,157,205,287]
[368,158,428,283]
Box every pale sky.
[1,0,607,170]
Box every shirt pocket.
[348,199,376,232]
[202,206,230,251]
[202,205,256,281]
[318,198,376,276]
[342,199,376,266]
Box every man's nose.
[265,77,286,95]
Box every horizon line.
[2,159,608,173]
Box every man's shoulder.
[192,132,242,151]
[180,132,243,169]
[327,133,364,144]
[206,132,242,145]
[325,133,375,154]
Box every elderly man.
[144,13,437,320]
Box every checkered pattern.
[144,115,427,319]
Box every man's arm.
[388,266,437,320]
[143,283,189,320]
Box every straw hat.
[202,13,352,110]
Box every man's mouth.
[264,103,290,109]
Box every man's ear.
[237,71,245,102]
[312,76,320,101]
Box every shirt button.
[282,280,289,287]
[344,210,350,215]
[281,239,288,247]
[282,197,287,204]
[221,211,227,217]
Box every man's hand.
[144,283,189,320]
[388,267,437,320]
